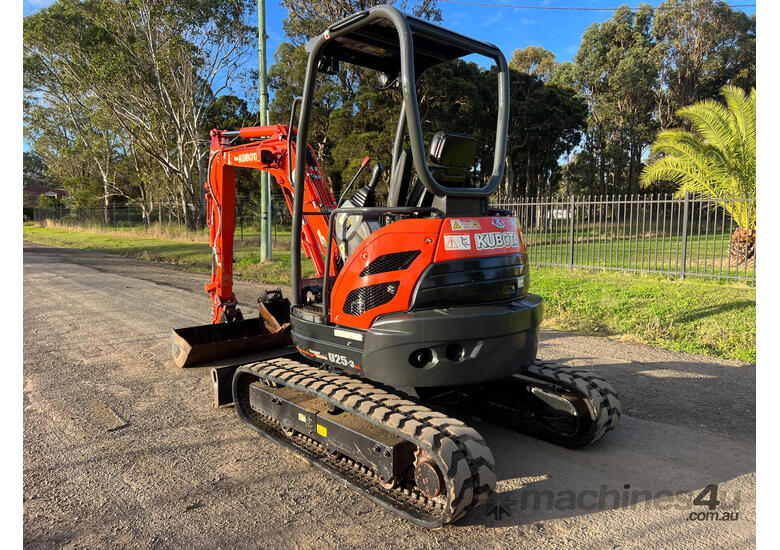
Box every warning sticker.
[449,218,481,231]
[475,231,520,250]
[316,424,328,437]
[443,234,472,250]
[298,413,306,422]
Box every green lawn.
[23,224,316,284]
[524,230,753,280]
[531,267,755,363]
[24,224,755,362]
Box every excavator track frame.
[232,358,496,527]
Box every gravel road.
[23,243,756,549]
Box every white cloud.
[482,12,503,27]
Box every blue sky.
[23,0,756,63]
[23,0,755,108]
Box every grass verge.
[23,224,315,284]
[531,267,755,362]
[24,225,755,362]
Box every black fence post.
[568,195,575,269]
[680,191,690,278]
[239,200,244,243]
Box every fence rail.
[495,193,755,283]
[26,197,293,238]
[26,193,755,284]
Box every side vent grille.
[343,281,400,316]
[360,251,421,277]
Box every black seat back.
[389,132,479,208]
[428,131,478,187]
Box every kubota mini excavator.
[171,5,621,528]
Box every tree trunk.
[729,227,756,264]
[504,153,514,201]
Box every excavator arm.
[205,125,338,324]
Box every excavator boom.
[204,124,336,324]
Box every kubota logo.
[475,231,519,250]
[234,152,258,163]
[491,217,505,229]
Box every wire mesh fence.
[27,197,294,243]
[27,192,755,283]
[495,193,755,283]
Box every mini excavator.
[171,5,621,528]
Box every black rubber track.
[524,361,622,447]
[232,357,496,528]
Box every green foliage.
[641,86,756,229]
[280,0,441,44]
[563,4,662,195]
[509,46,557,82]
[505,72,586,197]
[554,0,754,197]
[37,194,62,208]
[61,175,106,208]
[24,0,256,224]
[23,0,757,210]
[203,95,255,135]
[653,0,756,129]
[23,152,55,188]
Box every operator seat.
[399,131,479,207]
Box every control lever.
[337,156,371,207]
[367,162,384,190]
[350,162,384,208]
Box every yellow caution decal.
[316,424,328,437]
[298,413,306,422]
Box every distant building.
[23,186,69,206]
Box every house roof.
[23,186,68,197]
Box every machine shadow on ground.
[457,356,755,528]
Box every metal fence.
[27,193,756,284]
[27,197,293,240]
[495,193,755,283]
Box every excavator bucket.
[171,300,292,368]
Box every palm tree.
[641,86,756,263]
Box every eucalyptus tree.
[24,0,256,226]
[563,4,662,195]
[509,46,558,83]
[280,0,440,45]
[653,0,756,129]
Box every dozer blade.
[170,319,293,367]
